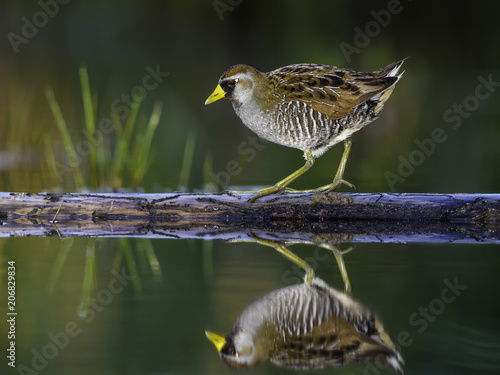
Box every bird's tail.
[376,57,409,79]
[372,57,408,115]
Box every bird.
[205,277,404,373]
[205,58,407,202]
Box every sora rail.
[205,58,407,202]
[206,278,403,372]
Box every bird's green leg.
[319,243,354,294]
[249,235,314,283]
[247,151,315,202]
[333,246,353,294]
[322,138,355,192]
[303,138,355,193]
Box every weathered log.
[0,192,499,242]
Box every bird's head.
[205,329,261,369]
[205,65,264,108]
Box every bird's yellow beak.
[205,85,226,105]
[205,330,226,352]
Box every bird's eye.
[222,345,236,356]
[227,79,237,87]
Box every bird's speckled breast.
[234,96,380,158]
[232,99,282,145]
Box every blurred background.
[1,2,499,375]
[0,0,498,193]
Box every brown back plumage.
[267,58,406,120]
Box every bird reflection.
[206,277,403,373]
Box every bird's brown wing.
[268,64,398,120]
[269,316,400,371]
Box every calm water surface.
[1,237,499,375]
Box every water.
[1,236,499,375]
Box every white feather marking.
[301,103,310,139]
[309,108,318,136]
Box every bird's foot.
[248,234,315,284]
[311,178,356,193]
[224,187,297,201]
[248,185,286,202]
[245,178,355,201]
[224,188,257,194]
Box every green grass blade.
[203,150,216,191]
[7,86,34,146]
[103,111,123,186]
[46,87,85,189]
[111,96,141,190]
[43,134,61,189]
[111,111,124,138]
[178,130,196,190]
[79,65,98,189]
[131,101,162,189]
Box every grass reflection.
[114,238,143,295]
[47,237,165,320]
[137,239,162,282]
[47,238,73,294]
[78,238,98,318]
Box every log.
[0,192,499,242]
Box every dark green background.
[0,0,499,193]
